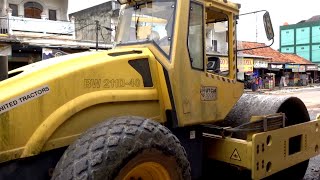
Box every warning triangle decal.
[230,148,241,161]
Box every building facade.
[280,16,320,64]
[0,0,78,70]
[243,41,318,88]
[0,0,72,39]
[69,1,120,44]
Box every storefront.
[238,58,253,73]
[237,58,254,88]
[218,57,254,88]
[268,63,284,86]
[284,64,298,86]
[219,56,253,79]
[306,64,318,83]
[284,64,307,86]
[219,57,228,72]
[253,59,268,78]
[295,65,306,86]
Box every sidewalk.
[244,83,320,94]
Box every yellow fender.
[21,89,158,158]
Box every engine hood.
[0,47,161,163]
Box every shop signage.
[238,58,253,72]
[219,57,229,72]
[218,57,258,73]
[268,64,283,70]
[285,64,299,69]
[291,65,299,72]
[306,65,318,71]
[254,60,268,69]
[292,65,306,72]
[299,65,306,72]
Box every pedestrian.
[258,77,263,89]
[251,77,259,92]
[255,77,259,90]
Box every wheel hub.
[124,162,170,180]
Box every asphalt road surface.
[266,86,320,180]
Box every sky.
[68,0,320,50]
[233,0,320,50]
[68,0,110,14]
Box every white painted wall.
[206,22,229,54]
[6,0,68,20]
[9,16,74,35]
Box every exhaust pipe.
[0,56,8,81]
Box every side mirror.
[237,10,274,51]
[263,12,274,40]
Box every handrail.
[0,16,75,36]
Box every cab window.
[205,8,229,76]
[116,0,176,58]
[188,2,204,70]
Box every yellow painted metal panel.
[204,133,252,169]
[252,119,320,179]
[204,118,320,179]
[0,48,165,163]
[43,100,160,152]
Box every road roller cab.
[0,0,320,180]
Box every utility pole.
[0,56,8,81]
[0,0,7,16]
[96,20,99,51]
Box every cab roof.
[203,0,240,14]
[118,0,240,15]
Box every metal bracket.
[203,113,286,137]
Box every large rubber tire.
[51,116,191,180]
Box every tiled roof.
[282,53,313,64]
[239,41,313,65]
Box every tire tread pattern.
[52,116,191,180]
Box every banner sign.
[219,57,253,73]
[254,60,268,69]
[219,57,229,72]
[306,65,318,71]
[238,58,253,72]
[291,65,299,72]
[285,64,299,69]
[268,64,283,71]
[291,65,306,72]
[299,65,305,72]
